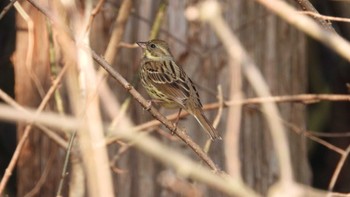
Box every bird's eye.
[150,44,156,48]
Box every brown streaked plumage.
[137,39,221,140]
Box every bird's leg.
[145,100,153,111]
[171,108,182,135]
[145,99,163,111]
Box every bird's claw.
[171,127,176,135]
[145,100,152,111]
[171,122,178,135]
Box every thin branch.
[129,10,203,56]
[0,88,68,149]
[0,104,258,197]
[302,133,345,155]
[2,102,350,197]
[103,0,133,63]
[149,0,168,40]
[0,60,69,195]
[85,0,106,33]
[119,42,138,48]
[109,97,132,128]
[96,0,134,129]
[224,15,244,179]
[300,11,350,23]
[203,85,224,154]
[56,132,76,197]
[0,104,79,130]
[113,124,258,197]
[91,50,220,171]
[108,0,168,128]
[0,0,17,20]
[328,145,350,191]
[293,0,336,32]
[105,93,350,145]
[69,0,115,195]
[308,131,350,138]
[15,1,46,98]
[212,85,224,130]
[187,0,294,188]
[224,94,350,106]
[282,121,345,155]
[202,94,350,111]
[256,0,350,64]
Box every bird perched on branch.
[137,39,221,140]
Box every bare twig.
[56,132,76,197]
[96,0,134,130]
[85,0,106,33]
[109,97,132,128]
[293,0,336,32]
[203,94,350,111]
[302,133,345,155]
[69,0,114,195]
[91,50,220,171]
[0,60,69,195]
[224,15,244,179]
[0,104,258,197]
[212,85,224,130]
[119,42,138,48]
[106,94,350,145]
[203,85,224,154]
[18,1,115,196]
[27,0,220,179]
[187,1,295,191]
[109,0,168,128]
[15,1,45,98]
[328,145,350,191]
[0,88,68,149]
[2,101,350,197]
[300,11,350,23]
[308,131,350,138]
[114,126,259,197]
[103,0,133,63]
[0,0,17,20]
[149,0,168,40]
[225,94,350,105]
[256,0,350,63]
[282,120,345,155]
[0,104,79,130]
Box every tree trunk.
[14,1,66,196]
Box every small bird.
[137,39,221,140]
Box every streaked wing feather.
[145,60,190,105]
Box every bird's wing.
[145,60,192,105]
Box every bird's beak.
[136,41,147,49]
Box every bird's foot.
[171,122,178,135]
[170,109,182,135]
[144,100,153,111]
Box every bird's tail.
[192,109,222,141]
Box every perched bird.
[137,39,221,140]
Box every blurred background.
[0,0,349,196]
[307,0,350,192]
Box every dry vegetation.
[0,0,350,196]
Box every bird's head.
[137,39,173,60]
